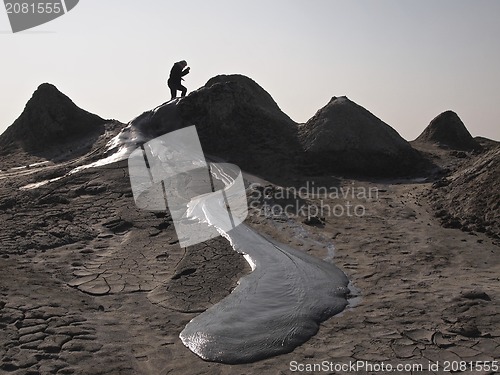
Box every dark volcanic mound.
[299,96,424,176]
[0,83,107,157]
[416,110,480,151]
[177,74,300,178]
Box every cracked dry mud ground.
[0,161,249,374]
[1,160,499,375]
[247,180,500,375]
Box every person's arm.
[181,67,190,76]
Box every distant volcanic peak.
[0,83,105,152]
[30,82,72,104]
[307,95,402,137]
[417,110,480,150]
[431,110,466,128]
[300,96,422,176]
[23,82,93,119]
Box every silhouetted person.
[168,60,190,100]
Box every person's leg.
[180,84,187,97]
[170,86,177,100]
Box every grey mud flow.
[180,224,349,364]
[176,167,348,364]
[4,0,79,33]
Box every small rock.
[303,216,325,226]
[460,290,491,301]
[449,322,481,338]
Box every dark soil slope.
[177,74,301,178]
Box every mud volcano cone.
[299,96,422,176]
[0,83,106,155]
[177,74,300,178]
[416,110,480,151]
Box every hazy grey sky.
[1,0,499,141]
